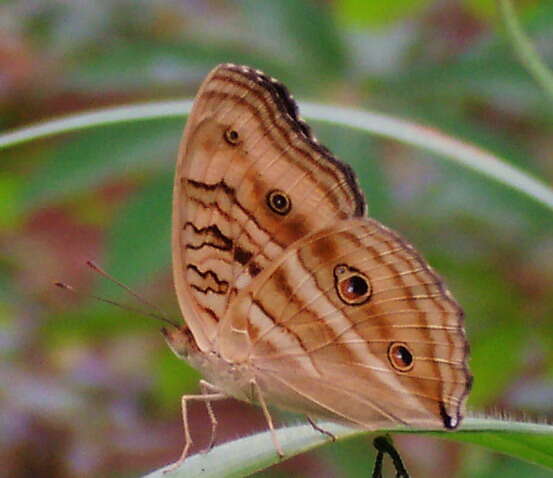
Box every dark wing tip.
[440,401,460,429]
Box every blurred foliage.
[1,0,552,477]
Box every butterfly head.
[161,324,199,361]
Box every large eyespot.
[388,342,414,372]
[333,264,371,305]
[224,127,240,145]
[266,190,291,215]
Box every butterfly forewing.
[173,64,366,350]
[220,218,470,429]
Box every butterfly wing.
[173,64,366,350]
[221,218,471,429]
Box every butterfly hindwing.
[220,218,471,429]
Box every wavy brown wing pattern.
[220,218,471,430]
[173,64,366,351]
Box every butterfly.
[163,63,472,469]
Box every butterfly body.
[163,325,257,404]
[167,63,472,459]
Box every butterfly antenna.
[54,281,180,329]
[85,260,175,324]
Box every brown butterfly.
[163,63,472,469]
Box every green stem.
[0,101,192,150]
[498,0,553,101]
[1,101,553,211]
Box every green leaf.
[68,40,294,92]
[313,122,391,220]
[423,158,552,238]
[152,348,201,413]
[468,326,526,406]
[101,169,173,293]
[22,119,180,209]
[336,0,433,27]
[142,417,553,477]
[376,56,543,114]
[440,423,553,471]
[524,1,553,33]
[241,0,348,81]
[0,174,24,229]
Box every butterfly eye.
[224,128,240,145]
[267,190,291,215]
[388,342,414,372]
[334,265,371,305]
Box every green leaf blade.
[143,417,553,478]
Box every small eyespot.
[266,190,291,215]
[224,128,240,145]
[333,265,371,305]
[388,342,414,372]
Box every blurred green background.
[1,1,552,477]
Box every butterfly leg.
[199,379,221,454]
[163,386,227,473]
[306,416,336,442]
[250,379,284,459]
